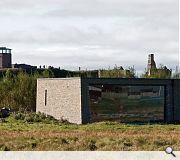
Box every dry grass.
[0,121,180,151]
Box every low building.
[146,54,172,78]
[12,63,37,70]
[36,77,180,124]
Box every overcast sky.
[0,0,179,72]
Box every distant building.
[146,54,171,78]
[12,63,37,70]
[147,54,156,75]
[98,66,131,78]
[0,47,12,68]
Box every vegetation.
[0,66,137,112]
[5,112,69,124]
[0,69,54,111]
[0,66,178,113]
[99,66,136,78]
[0,114,180,151]
[173,67,180,79]
[142,64,172,78]
[0,67,179,151]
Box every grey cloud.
[42,0,178,18]
[0,0,178,18]
[1,22,177,48]
[0,0,178,72]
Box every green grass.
[0,115,180,151]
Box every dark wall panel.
[174,80,180,122]
[81,78,180,124]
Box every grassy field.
[0,114,180,151]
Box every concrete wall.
[36,78,82,124]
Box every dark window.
[45,90,47,106]
[89,85,165,123]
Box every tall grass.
[0,114,180,151]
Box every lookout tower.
[0,47,12,68]
[147,54,156,75]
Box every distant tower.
[0,47,12,68]
[98,70,101,78]
[147,54,156,75]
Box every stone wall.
[36,78,82,124]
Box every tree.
[0,69,53,112]
[41,69,54,78]
[126,66,136,78]
[173,72,180,79]
[173,66,180,79]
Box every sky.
[0,0,179,72]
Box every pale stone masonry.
[36,77,180,124]
[36,78,82,124]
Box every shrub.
[7,111,70,124]
[13,112,25,120]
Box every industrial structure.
[0,47,37,71]
[0,47,12,68]
[147,54,156,75]
[146,54,171,77]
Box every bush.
[13,112,25,120]
[7,112,70,124]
